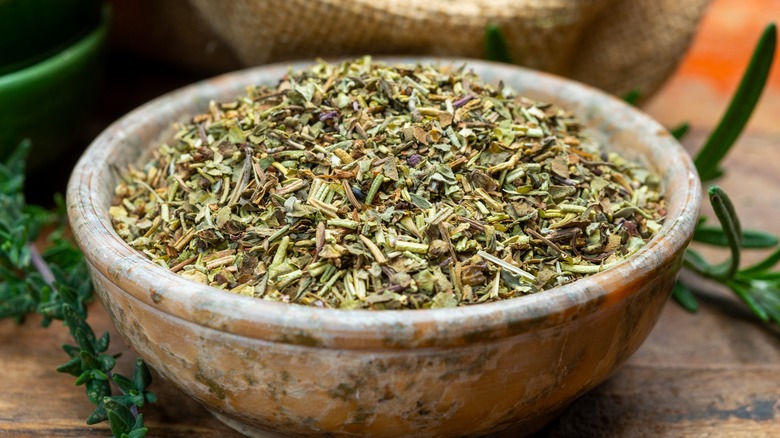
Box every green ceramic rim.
[0,4,109,89]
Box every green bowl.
[0,5,108,170]
[0,0,102,76]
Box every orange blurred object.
[678,0,780,92]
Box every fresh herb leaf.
[105,397,137,437]
[705,186,741,279]
[622,89,641,106]
[682,185,780,325]
[674,24,780,326]
[484,24,512,63]
[683,247,716,276]
[670,122,690,140]
[693,225,778,248]
[0,142,155,437]
[694,23,776,181]
[726,279,770,322]
[672,282,699,313]
[741,247,780,275]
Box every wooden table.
[2,0,779,435]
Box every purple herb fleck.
[319,110,339,121]
[453,95,474,108]
[407,154,424,167]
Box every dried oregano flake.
[110,57,665,310]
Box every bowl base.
[208,410,290,438]
[482,407,567,437]
[208,405,567,438]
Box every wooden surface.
[3,0,780,436]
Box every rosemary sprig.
[694,23,777,182]
[484,23,512,63]
[684,188,780,323]
[693,221,778,249]
[679,23,780,323]
[621,89,642,106]
[486,23,780,326]
[669,122,690,141]
[0,141,155,437]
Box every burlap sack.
[115,0,710,98]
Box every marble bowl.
[67,58,700,437]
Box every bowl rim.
[67,57,701,350]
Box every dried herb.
[111,57,665,310]
[582,22,780,324]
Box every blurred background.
[6,0,774,204]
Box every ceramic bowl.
[67,58,700,437]
[0,0,102,76]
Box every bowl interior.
[67,58,701,349]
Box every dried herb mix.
[110,57,665,310]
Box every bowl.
[0,0,102,76]
[0,4,108,169]
[67,58,701,437]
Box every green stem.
[29,243,56,286]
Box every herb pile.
[488,22,780,323]
[111,58,664,309]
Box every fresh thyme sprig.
[486,23,780,326]
[0,141,91,324]
[0,141,155,437]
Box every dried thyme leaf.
[111,57,665,310]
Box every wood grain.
[0,312,242,437]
